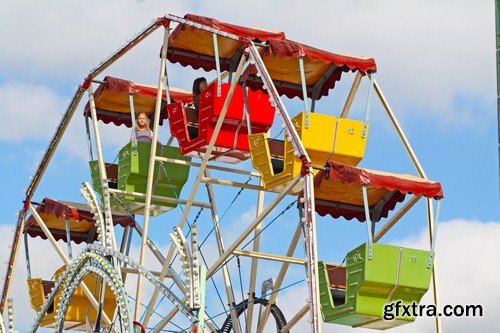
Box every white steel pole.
[299,57,310,128]
[256,220,303,333]
[27,204,113,326]
[302,170,322,333]
[207,175,301,278]
[134,25,170,321]
[204,169,242,333]
[213,33,222,97]
[373,80,427,178]
[374,195,422,242]
[340,72,362,118]
[142,53,249,327]
[87,84,117,250]
[246,182,265,333]
[426,198,442,333]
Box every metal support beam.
[302,171,322,333]
[142,53,249,327]
[27,204,113,326]
[257,220,303,333]
[426,198,442,333]
[299,57,310,118]
[374,195,421,242]
[87,84,117,252]
[311,65,337,108]
[245,183,265,333]
[203,169,241,333]
[134,25,170,321]
[207,175,301,278]
[155,156,260,177]
[119,226,130,281]
[373,80,427,178]
[120,267,168,278]
[233,249,306,265]
[340,72,362,118]
[281,303,310,333]
[199,177,268,192]
[109,188,211,209]
[64,218,73,260]
[23,231,31,279]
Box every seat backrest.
[105,163,118,181]
[199,82,244,122]
[268,139,284,158]
[346,243,432,316]
[246,88,276,131]
[326,265,346,289]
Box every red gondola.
[167,81,275,163]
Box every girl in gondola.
[130,112,153,143]
[192,77,208,110]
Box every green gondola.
[318,242,433,329]
[90,141,191,216]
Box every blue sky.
[1,1,499,332]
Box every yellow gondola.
[249,111,368,191]
[27,265,116,330]
[23,198,132,330]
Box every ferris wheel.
[0,13,444,333]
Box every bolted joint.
[240,38,253,53]
[81,75,92,90]
[22,195,31,212]
[157,17,170,28]
[299,155,312,176]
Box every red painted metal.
[167,82,275,163]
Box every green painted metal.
[89,160,125,213]
[118,142,191,215]
[319,242,432,329]
[89,142,191,216]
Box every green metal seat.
[89,161,126,213]
[318,242,432,329]
[89,142,191,216]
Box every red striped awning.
[314,161,443,222]
[167,14,376,100]
[25,197,135,244]
[83,76,192,127]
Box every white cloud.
[0,83,63,142]
[1,0,492,157]
[0,81,132,164]
[274,218,500,333]
[2,0,494,131]
[0,0,192,82]
[197,0,495,130]
[0,0,497,331]
[2,219,499,331]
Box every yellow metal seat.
[249,111,368,191]
[27,265,117,330]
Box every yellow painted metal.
[27,266,117,329]
[27,278,46,312]
[248,133,295,191]
[249,111,368,190]
[331,117,368,165]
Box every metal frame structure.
[0,14,443,333]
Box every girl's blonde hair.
[136,112,150,130]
